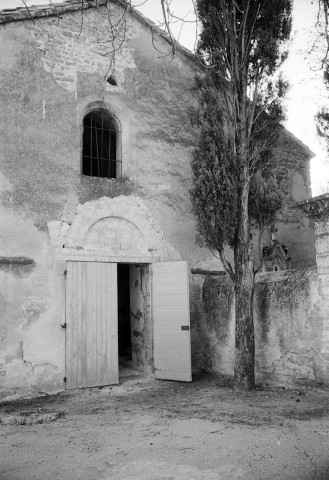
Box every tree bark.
[233,247,255,390]
[233,164,256,390]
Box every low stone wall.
[191,267,329,387]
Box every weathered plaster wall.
[0,215,64,399]
[191,267,329,387]
[0,4,202,397]
[129,265,153,374]
[0,4,315,267]
[254,268,328,386]
[190,273,235,375]
[0,1,317,397]
[313,216,329,363]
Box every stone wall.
[295,194,329,369]
[191,196,329,387]
[254,268,328,386]
[191,266,329,387]
[190,273,235,375]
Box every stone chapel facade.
[0,0,318,398]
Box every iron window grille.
[82,109,121,179]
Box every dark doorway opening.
[117,264,132,366]
[117,263,152,380]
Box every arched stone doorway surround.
[49,195,180,262]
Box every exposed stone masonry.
[27,5,138,92]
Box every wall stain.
[0,257,35,277]
[78,176,141,205]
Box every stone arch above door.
[48,196,180,262]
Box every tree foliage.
[191,0,291,270]
[316,57,329,151]
[190,75,285,255]
[314,1,329,150]
[190,0,292,389]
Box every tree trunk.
[233,164,256,390]
[233,247,255,390]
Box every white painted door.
[65,261,118,389]
[152,261,192,382]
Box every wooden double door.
[65,261,191,389]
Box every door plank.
[65,261,118,389]
[152,261,192,382]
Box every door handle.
[181,325,189,331]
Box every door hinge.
[64,269,67,277]
[181,325,190,331]
[63,376,67,383]
[61,323,67,329]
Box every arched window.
[82,109,120,179]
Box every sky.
[133,0,197,49]
[0,0,328,195]
[282,0,329,196]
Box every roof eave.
[0,0,199,64]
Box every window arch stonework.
[80,101,123,180]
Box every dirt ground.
[1,372,329,480]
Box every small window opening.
[82,109,120,179]
[107,75,117,86]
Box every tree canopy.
[190,0,292,389]
[191,0,291,272]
